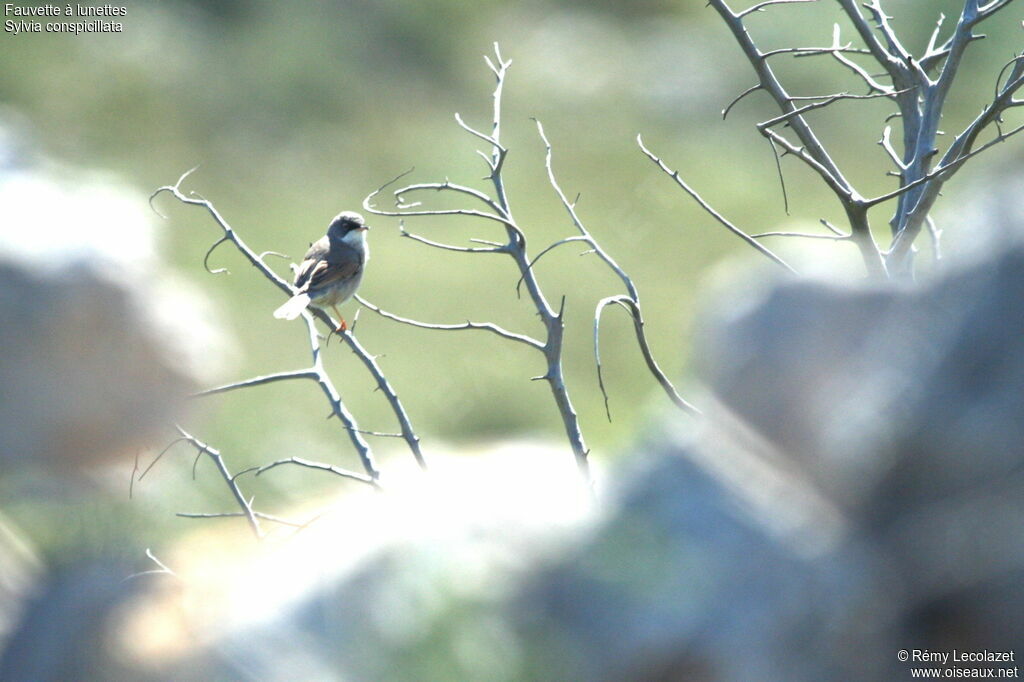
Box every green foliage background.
[2,0,1022,545]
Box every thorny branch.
[150,168,426,472]
[535,120,700,419]
[686,0,1024,278]
[174,425,263,540]
[364,43,596,482]
[635,134,797,273]
[361,44,711,480]
[146,167,428,537]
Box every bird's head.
[327,211,370,239]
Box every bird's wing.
[293,237,329,291]
[293,238,363,293]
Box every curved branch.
[515,236,591,296]
[395,180,510,218]
[203,236,231,275]
[722,84,761,120]
[594,296,701,420]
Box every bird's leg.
[331,305,347,333]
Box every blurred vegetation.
[1,0,1022,548]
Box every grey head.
[326,211,369,239]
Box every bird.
[273,211,370,332]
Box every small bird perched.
[273,211,370,332]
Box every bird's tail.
[273,293,312,320]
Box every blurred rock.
[0,155,218,679]
[0,150,222,470]
[12,236,1024,680]
[0,257,198,470]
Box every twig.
[594,296,701,419]
[203,236,230,275]
[356,295,544,350]
[122,548,178,582]
[175,425,263,540]
[751,231,849,240]
[254,456,380,487]
[736,0,818,18]
[756,89,908,130]
[176,511,311,528]
[515,236,591,296]
[722,84,761,119]
[636,134,797,273]
[193,369,318,397]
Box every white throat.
[341,228,368,258]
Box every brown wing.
[293,236,362,294]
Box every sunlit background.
[2,0,1022,549]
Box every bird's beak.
[360,226,370,231]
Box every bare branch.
[193,369,318,397]
[454,112,505,154]
[765,46,871,59]
[979,0,1015,19]
[123,548,178,582]
[358,49,593,476]
[736,0,818,18]
[866,120,1024,209]
[863,0,928,83]
[925,12,947,59]
[396,180,509,217]
[137,437,188,483]
[400,226,507,254]
[594,296,701,420]
[254,456,379,488]
[537,120,638,299]
[820,219,846,236]
[175,425,263,540]
[203,236,231,275]
[885,119,1024,266]
[298,313,382,479]
[152,169,425,469]
[767,139,791,215]
[723,84,762,120]
[835,0,912,88]
[708,0,855,193]
[824,23,897,94]
[833,54,894,94]
[757,89,908,129]
[879,125,907,170]
[356,295,544,350]
[515,236,591,296]
[751,231,850,240]
[367,203,510,226]
[177,511,314,528]
[758,127,857,203]
[637,134,797,273]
